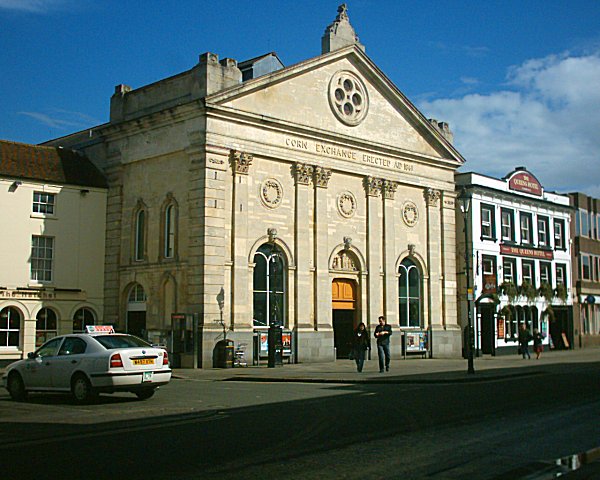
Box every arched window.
[73,307,96,333]
[0,307,21,347]
[164,204,176,258]
[253,244,286,328]
[398,258,421,328]
[135,209,146,261]
[129,284,147,303]
[36,307,58,346]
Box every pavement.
[171,347,600,384]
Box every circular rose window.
[328,71,369,126]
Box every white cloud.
[420,52,600,196]
[0,0,70,13]
[18,109,101,130]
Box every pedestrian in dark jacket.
[352,322,370,372]
[518,323,532,359]
[533,328,544,359]
[374,315,392,372]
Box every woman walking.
[352,322,371,372]
[533,328,544,359]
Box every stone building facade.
[46,6,465,366]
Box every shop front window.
[73,307,96,333]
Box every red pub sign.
[500,244,554,260]
[508,171,543,196]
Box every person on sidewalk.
[374,315,392,372]
[518,323,532,359]
[533,328,544,359]
[352,322,371,372]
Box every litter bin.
[214,339,234,368]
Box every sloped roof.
[0,140,107,188]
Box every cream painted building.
[0,141,107,365]
[46,5,465,366]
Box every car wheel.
[7,372,28,401]
[71,374,96,404]
[134,388,156,400]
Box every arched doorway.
[332,278,357,359]
[127,284,147,339]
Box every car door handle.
[45,362,51,366]
[71,360,78,364]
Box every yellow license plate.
[133,359,154,365]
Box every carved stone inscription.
[284,137,415,173]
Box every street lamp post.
[458,188,475,374]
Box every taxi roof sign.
[86,325,115,334]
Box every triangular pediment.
[206,46,464,165]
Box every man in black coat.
[374,315,392,372]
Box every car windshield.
[94,335,151,349]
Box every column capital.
[230,149,253,175]
[295,163,314,185]
[424,187,441,207]
[383,180,399,200]
[364,176,383,197]
[314,166,332,188]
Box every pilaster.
[425,188,442,329]
[383,180,398,327]
[295,163,314,330]
[365,176,383,326]
[314,167,332,329]
[230,149,254,330]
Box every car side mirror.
[27,352,36,359]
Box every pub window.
[0,306,21,347]
[554,219,565,250]
[502,257,517,284]
[555,263,567,287]
[501,208,515,243]
[482,255,497,294]
[540,262,552,286]
[521,260,535,288]
[36,307,58,347]
[480,204,495,240]
[537,215,550,248]
[398,258,422,328]
[253,244,286,328]
[33,192,56,215]
[72,307,96,333]
[31,235,54,282]
[520,212,533,245]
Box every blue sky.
[2,0,600,195]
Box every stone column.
[314,167,332,330]
[295,163,314,330]
[382,180,399,327]
[365,176,383,327]
[425,188,442,331]
[230,150,254,331]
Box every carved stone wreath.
[260,178,283,209]
[337,191,357,218]
[328,70,369,126]
[402,201,419,227]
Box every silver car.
[2,332,172,403]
